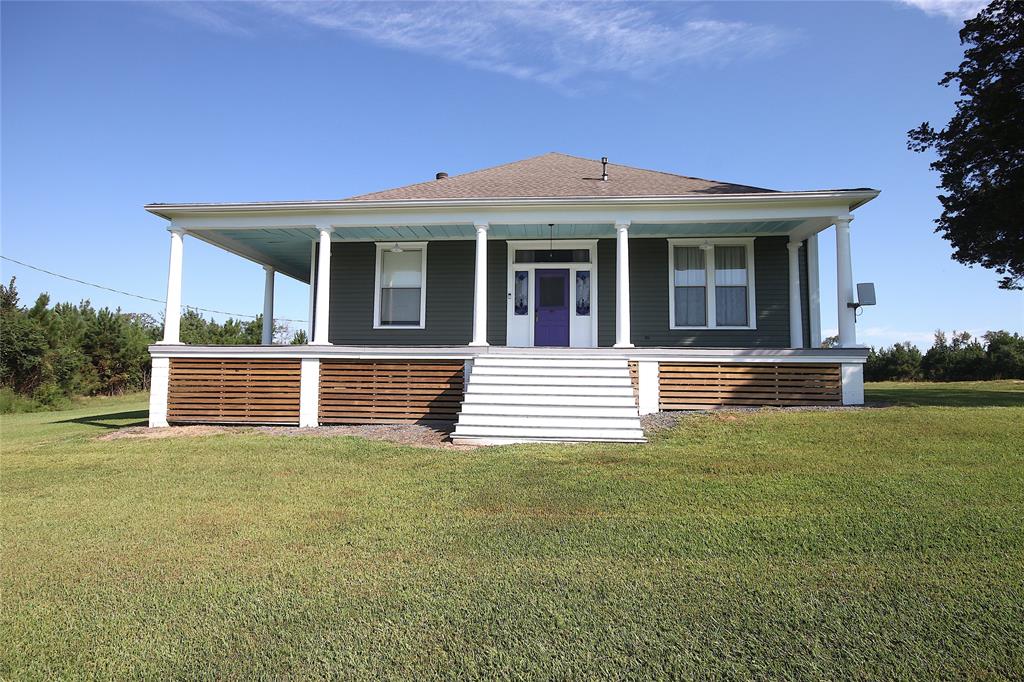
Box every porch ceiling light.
[389,242,404,253]
[699,240,714,251]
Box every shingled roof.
[345,152,776,202]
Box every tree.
[984,330,1024,378]
[907,0,1024,289]
[865,342,923,381]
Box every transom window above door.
[374,242,427,329]
[668,238,756,330]
[514,249,590,263]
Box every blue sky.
[2,0,1021,347]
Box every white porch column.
[469,221,489,347]
[614,221,633,348]
[311,226,333,345]
[262,266,275,345]
[148,356,169,427]
[159,228,185,344]
[787,240,803,348]
[835,216,856,347]
[636,360,659,415]
[299,357,320,427]
[807,234,822,348]
[307,241,316,338]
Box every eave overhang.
[145,189,880,220]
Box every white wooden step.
[466,383,634,397]
[470,366,627,378]
[473,357,626,369]
[469,374,632,387]
[455,353,645,444]
[451,425,645,442]
[461,393,637,407]
[459,404,637,418]
[455,414,642,429]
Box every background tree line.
[865,330,1024,381]
[0,277,304,411]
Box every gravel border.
[641,403,889,433]
[101,421,474,450]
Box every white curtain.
[673,246,706,326]
[380,249,422,325]
[715,245,748,326]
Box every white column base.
[841,363,865,406]
[637,360,659,415]
[300,357,320,427]
[148,357,169,427]
[468,341,489,347]
[613,343,635,349]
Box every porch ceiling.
[194,219,815,283]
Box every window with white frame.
[669,239,755,329]
[374,243,426,328]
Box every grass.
[2,384,1023,679]
[866,378,1024,406]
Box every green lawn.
[2,384,1023,679]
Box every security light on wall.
[848,282,877,311]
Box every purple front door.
[534,269,570,347]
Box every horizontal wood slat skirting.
[659,362,842,410]
[168,358,301,425]
[319,360,465,424]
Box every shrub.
[0,387,41,414]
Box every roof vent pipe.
[601,157,608,181]
[435,172,448,180]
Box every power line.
[0,255,308,324]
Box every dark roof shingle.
[345,152,776,202]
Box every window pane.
[714,245,747,286]
[380,249,422,288]
[674,286,706,326]
[514,271,528,315]
[673,247,706,286]
[716,286,748,326]
[538,276,565,307]
[380,287,421,325]
[575,271,590,316]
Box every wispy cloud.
[153,1,790,89]
[155,1,254,35]
[899,0,987,21]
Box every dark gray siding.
[328,237,796,348]
[599,236,793,348]
[327,240,507,346]
[486,240,508,346]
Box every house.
[145,153,877,444]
